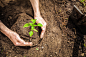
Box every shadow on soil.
[67,7,86,57]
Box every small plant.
[24,56,26,57]
[1,50,3,53]
[23,19,43,37]
[80,0,85,3]
[59,9,61,12]
[36,48,39,50]
[84,43,86,47]
[80,0,86,6]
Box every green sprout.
[80,0,86,6]
[36,48,39,50]
[80,0,85,3]
[23,19,43,37]
[84,3,86,6]
[24,56,26,57]
[59,9,61,12]
[1,50,3,53]
[84,43,86,47]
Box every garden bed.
[0,0,86,57]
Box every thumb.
[15,42,33,46]
[24,42,33,46]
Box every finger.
[41,23,46,30]
[16,35,25,43]
[23,42,33,46]
[15,42,33,46]
[40,23,46,38]
[9,36,18,45]
[40,29,45,38]
[36,20,42,24]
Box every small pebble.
[15,56,17,57]
[50,55,52,57]
[42,46,44,49]
[67,41,70,43]
[1,14,3,15]
[36,44,38,45]
[79,46,81,49]
[81,53,84,56]
[55,52,57,54]
[6,52,8,54]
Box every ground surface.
[0,0,86,57]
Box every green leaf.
[84,4,85,6]
[84,44,86,47]
[1,50,3,53]
[83,0,85,1]
[31,26,34,30]
[31,19,37,23]
[23,23,30,28]
[34,25,37,26]
[37,23,43,27]
[29,31,33,37]
[80,0,85,2]
[33,29,38,32]
[36,48,39,50]
[80,0,83,2]
[29,23,33,26]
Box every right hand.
[34,15,47,38]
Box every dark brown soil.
[0,0,86,57]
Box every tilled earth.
[0,0,86,57]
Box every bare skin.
[0,0,46,46]
[30,0,47,38]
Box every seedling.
[30,54,33,55]
[80,0,85,3]
[1,50,3,53]
[23,19,43,37]
[84,43,86,47]
[24,56,26,57]
[36,48,39,50]
[59,9,61,12]
[80,0,86,6]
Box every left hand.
[7,30,33,46]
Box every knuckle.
[14,42,18,46]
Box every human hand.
[7,30,32,46]
[34,15,47,38]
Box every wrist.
[0,22,11,37]
[34,11,41,17]
[1,27,11,37]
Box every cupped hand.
[7,30,32,46]
[34,15,47,38]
